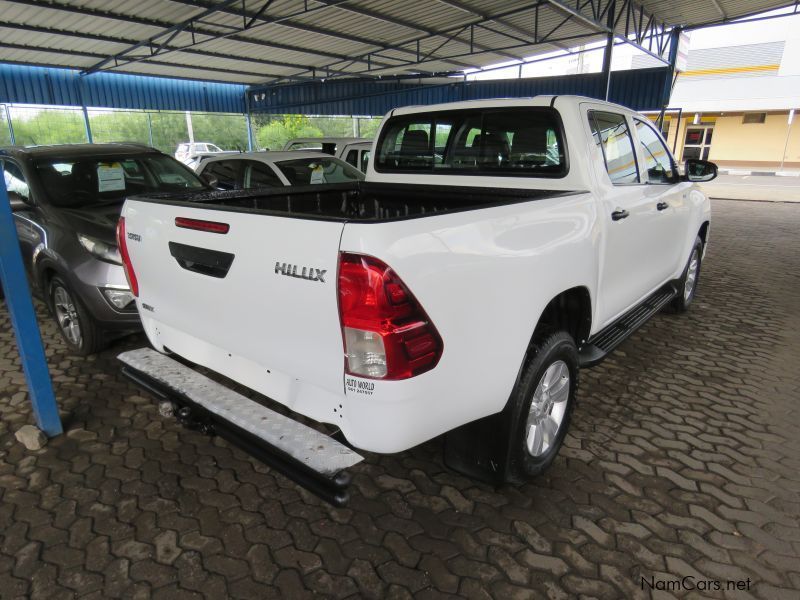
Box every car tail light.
[116,217,139,297]
[338,253,442,380]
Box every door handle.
[611,208,629,221]
[657,202,669,211]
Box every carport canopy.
[0,0,796,86]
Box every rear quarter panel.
[339,192,599,452]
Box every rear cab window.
[375,107,567,177]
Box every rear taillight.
[116,217,139,297]
[338,253,442,380]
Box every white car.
[174,142,226,165]
[117,96,714,504]
[282,138,373,173]
[194,151,364,190]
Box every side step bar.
[118,348,363,507]
[578,283,678,367]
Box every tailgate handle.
[168,242,234,278]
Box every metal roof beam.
[310,0,523,62]
[0,20,318,74]
[544,0,670,64]
[82,0,243,74]
[166,0,476,69]
[2,0,395,72]
[0,42,277,80]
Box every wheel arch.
[531,286,593,348]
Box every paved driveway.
[1,199,799,599]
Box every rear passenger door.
[585,107,664,327]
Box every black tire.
[48,276,105,355]
[669,236,703,313]
[503,331,579,484]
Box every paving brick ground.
[1,198,799,599]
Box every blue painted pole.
[0,176,62,436]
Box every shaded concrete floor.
[1,199,799,599]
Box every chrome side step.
[578,283,678,367]
[118,347,363,506]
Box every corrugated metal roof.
[0,0,794,86]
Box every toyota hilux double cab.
[117,96,715,505]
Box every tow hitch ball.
[171,404,214,436]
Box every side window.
[589,111,639,184]
[3,161,31,201]
[635,119,676,184]
[202,160,240,190]
[360,150,370,173]
[245,161,283,188]
[345,149,358,168]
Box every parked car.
[281,137,370,156]
[195,151,365,190]
[1,143,207,355]
[175,142,226,164]
[117,96,715,502]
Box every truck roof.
[389,95,637,116]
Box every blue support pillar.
[0,177,62,437]
[82,106,93,143]
[245,94,255,152]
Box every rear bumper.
[118,347,363,506]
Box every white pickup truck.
[117,96,715,504]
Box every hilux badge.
[275,262,326,283]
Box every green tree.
[11,109,87,146]
[255,115,323,150]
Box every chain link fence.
[250,114,383,150]
[2,105,384,155]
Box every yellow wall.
[708,113,799,164]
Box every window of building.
[588,111,639,184]
[742,113,766,124]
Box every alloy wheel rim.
[684,250,699,302]
[53,286,82,347]
[525,359,570,457]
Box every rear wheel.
[504,331,578,483]
[670,236,703,313]
[48,276,104,355]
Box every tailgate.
[122,200,345,398]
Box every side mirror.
[199,172,219,188]
[7,191,29,211]
[684,159,718,182]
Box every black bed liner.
[129,181,584,223]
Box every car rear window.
[274,157,365,185]
[375,107,566,177]
[34,154,206,207]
